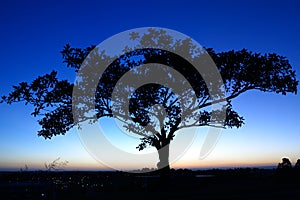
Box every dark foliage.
[1,29,298,172]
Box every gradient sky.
[0,0,299,171]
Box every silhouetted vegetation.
[1,28,298,177]
[277,157,292,169]
[275,157,300,182]
[0,166,299,200]
[44,157,68,172]
[295,159,300,169]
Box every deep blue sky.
[0,0,299,171]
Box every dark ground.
[0,168,299,200]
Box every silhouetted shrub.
[294,159,300,169]
[277,158,292,169]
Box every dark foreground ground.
[0,168,300,200]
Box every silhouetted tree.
[1,28,298,176]
[44,157,68,171]
[277,157,292,169]
[295,159,300,169]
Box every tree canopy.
[1,29,298,172]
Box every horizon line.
[0,165,278,172]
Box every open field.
[1,168,299,200]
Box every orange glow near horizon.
[0,158,281,171]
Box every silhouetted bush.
[294,159,300,169]
[277,157,292,169]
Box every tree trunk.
[157,143,171,179]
